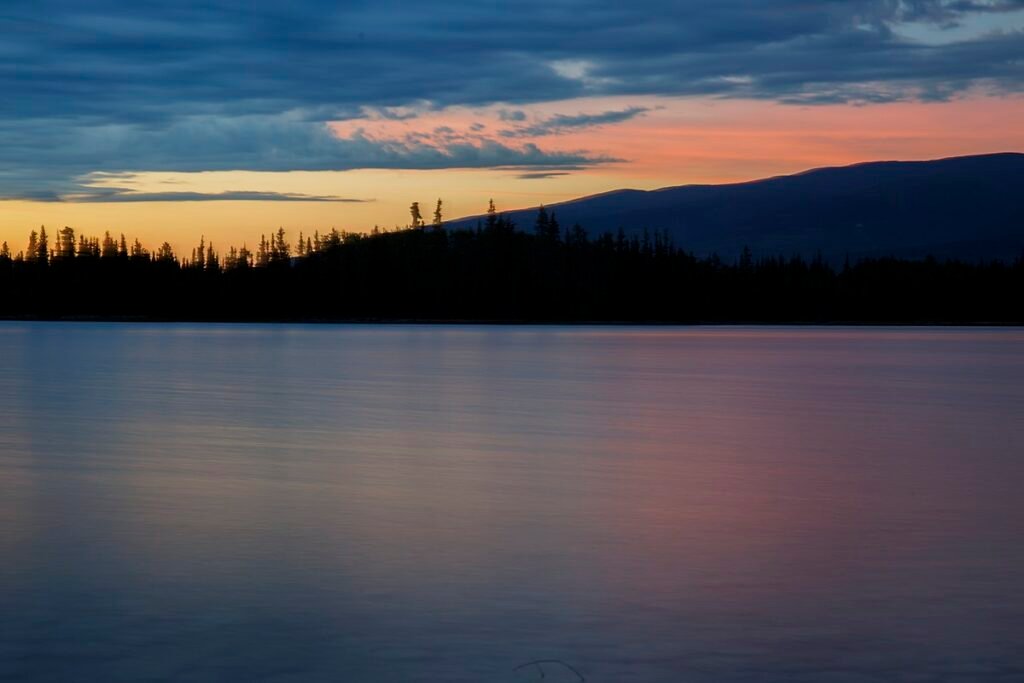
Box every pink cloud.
[332,95,1024,183]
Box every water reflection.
[1,324,1023,681]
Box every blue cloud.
[516,171,572,180]
[498,110,529,122]
[0,115,616,200]
[1,0,1022,199]
[500,107,652,137]
[57,191,371,204]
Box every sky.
[1,0,1023,253]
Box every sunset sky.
[2,1,1023,254]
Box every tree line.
[0,201,1021,322]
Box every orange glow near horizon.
[2,95,1022,256]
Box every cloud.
[57,190,370,203]
[516,171,572,180]
[500,106,652,137]
[1,0,1023,199]
[498,109,528,122]
[362,107,422,121]
[5,3,1023,118]
[0,114,616,200]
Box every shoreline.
[2,316,1022,327]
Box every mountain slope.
[452,153,1024,261]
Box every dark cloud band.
[1,0,1022,199]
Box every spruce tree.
[432,199,444,230]
[156,242,175,263]
[535,205,549,237]
[409,202,424,229]
[36,226,49,264]
[26,230,38,262]
[57,226,76,260]
[101,231,118,259]
[486,199,497,232]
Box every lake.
[1,323,1022,682]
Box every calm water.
[1,324,1023,682]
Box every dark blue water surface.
[1,324,1023,682]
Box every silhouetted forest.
[1,203,1022,323]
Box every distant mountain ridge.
[451,153,1024,261]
